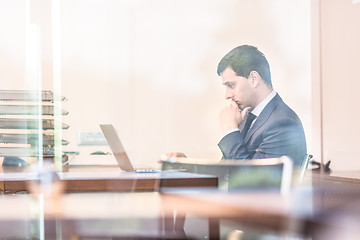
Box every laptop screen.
[100,124,134,171]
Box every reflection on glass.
[0,1,316,239]
[28,162,65,239]
[28,162,65,214]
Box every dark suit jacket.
[218,94,307,168]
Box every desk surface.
[0,191,296,239]
[0,192,170,239]
[163,186,360,239]
[0,165,218,192]
[305,170,360,186]
[1,187,359,239]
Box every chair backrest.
[292,153,313,185]
[161,156,293,194]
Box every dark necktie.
[241,112,256,138]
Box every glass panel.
[0,1,313,239]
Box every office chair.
[160,157,294,239]
[292,153,313,186]
[161,156,293,194]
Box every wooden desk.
[305,170,360,187]
[0,191,230,239]
[0,192,173,239]
[162,190,301,239]
[0,191,298,239]
[1,187,360,239]
[163,185,360,239]
[0,165,217,192]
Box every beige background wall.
[315,0,360,170]
[0,0,311,168]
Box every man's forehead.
[221,67,237,77]
[222,78,236,85]
[221,68,245,84]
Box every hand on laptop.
[159,152,187,163]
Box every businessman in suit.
[217,45,307,167]
[163,45,306,167]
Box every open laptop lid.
[100,124,134,171]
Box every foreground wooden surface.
[0,165,217,192]
[0,191,293,239]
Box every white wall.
[0,0,311,168]
[314,0,360,170]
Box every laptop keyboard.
[134,169,160,173]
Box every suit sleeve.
[218,130,249,159]
[218,118,306,165]
[253,118,306,163]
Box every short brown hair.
[217,45,272,88]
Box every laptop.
[100,124,159,172]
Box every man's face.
[221,67,254,110]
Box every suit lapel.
[244,94,282,142]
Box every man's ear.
[249,71,261,88]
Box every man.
[217,45,307,167]
[163,45,307,168]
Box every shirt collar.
[251,90,277,117]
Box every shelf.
[0,146,55,156]
[0,90,66,102]
[0,133,69,146]
[0,90,70,165]
[0,105,68,115]
[0,118,69,130]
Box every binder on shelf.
[0,118,70,130]
[0,90,66,102]
[0,146,55,157]
[0,133,69,146]
[0,105,69,115]
[0,148,69,165]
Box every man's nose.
[225,89,233,100]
